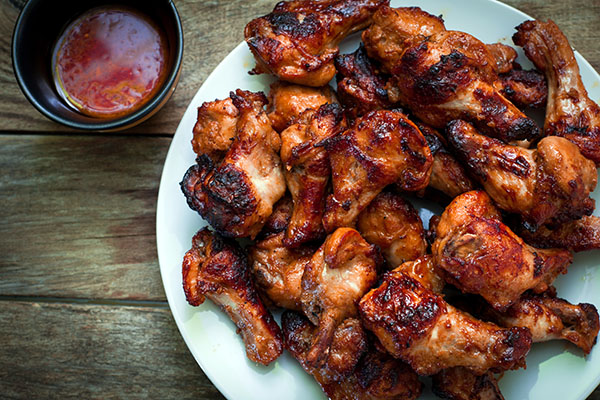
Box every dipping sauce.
[52,7,168,118]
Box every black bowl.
[12,0,183,131]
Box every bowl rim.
[11,0,184,132]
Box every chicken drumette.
[267,81,338,132]
[181,90,286,238]
[514,19,600,164]
[301,228,380,367]
[182,228,283,365]
[432,190,573,311]
[322,110,432,232]
[447,120,597,230]
[356,191,427,268]
[362,6,539,142]
[245,0,388,87]
[280,103,345,247]
[519,215,600,252]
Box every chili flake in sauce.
[52,7,168,118]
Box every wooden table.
[0,0,598,398]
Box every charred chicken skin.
[447,120,597,230]
[356,191,427,268]
[359,269,532,375]
[519,215,600,252]
[282,310,422,400]
[245,0,388,87]
[432,190,573,311]
[280,103,345,247]
[267,81,338,132]
[363,6,539,142]
[300,228,380,367]
[514,20,600,165]
[182,228,283,365]
[432,367,505,400]
[474,291,599,354]
[181,90,286,239]
[322,110,432,232]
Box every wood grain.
[0,300,225,400]
[0,134,169,300]
[0,0,598,135]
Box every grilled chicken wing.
[245,0,388,87]
[267,81,338,132]
[475,291,599,354]
[514,20,600,164]
[395,255,445,294]
[418,122,475,199]
[280,103,345,247]
[356,191,427,268]
[497,67,547,109]
[432,190,573,311]
[282,310,422,400]
[182,228,283,365]
[301,228,380,367]
[363,6,539,142]
[359,269,532,375]
[432,367,504,400]
[322,110,432,232]
[191,97,239,161]
[334,44,394,122]
[447,120,597,229]
[181,90,286,238]
[519,215,600,252]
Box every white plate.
[156,1,600,399]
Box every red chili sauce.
[52,7,168,118]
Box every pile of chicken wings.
[179,1,600,399]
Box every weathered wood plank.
[0,300,225,399]
[0,0,598,135]
[0,134,170,300]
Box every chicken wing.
[356,191,427,268]
[334,44,394,122]
[395,255,445,295]
[280,103,345,247]
[322,110,432,232]
[282,310,422,400]
[497,67,547,109]
[432,367,504,400]
[432,190,573,311]
[363,6,539,142]
[191,97,239,162]
[301,228,380,367]
[180,90,286,238]
[182,228,283,365]
[475,291,599,354]
[267,81,338,132]
[514,20,600,164]
[518,215,600,252]
[359,269,532,375]
[447,119,597,229]
[245,0,388,87]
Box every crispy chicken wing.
[301,228,380,367]
[514,20,600,164]
[280,103,345,247]
[282,310,422,400]
[267,81,338,132]
[432,367,504,400]
[322,110,432,232]
[356,191,427,268]
[475,291,599,354]
[245,0,388,87]
[191,97,239,161]
[181,90,286,238]
[432,190,573,311]
[519,215,600,252]
[182,228,283,365]
[418,122,475,199]
[359,269,532,375]
[334,44,394,122]
[447,120,597,229]
[363,6,539,142]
